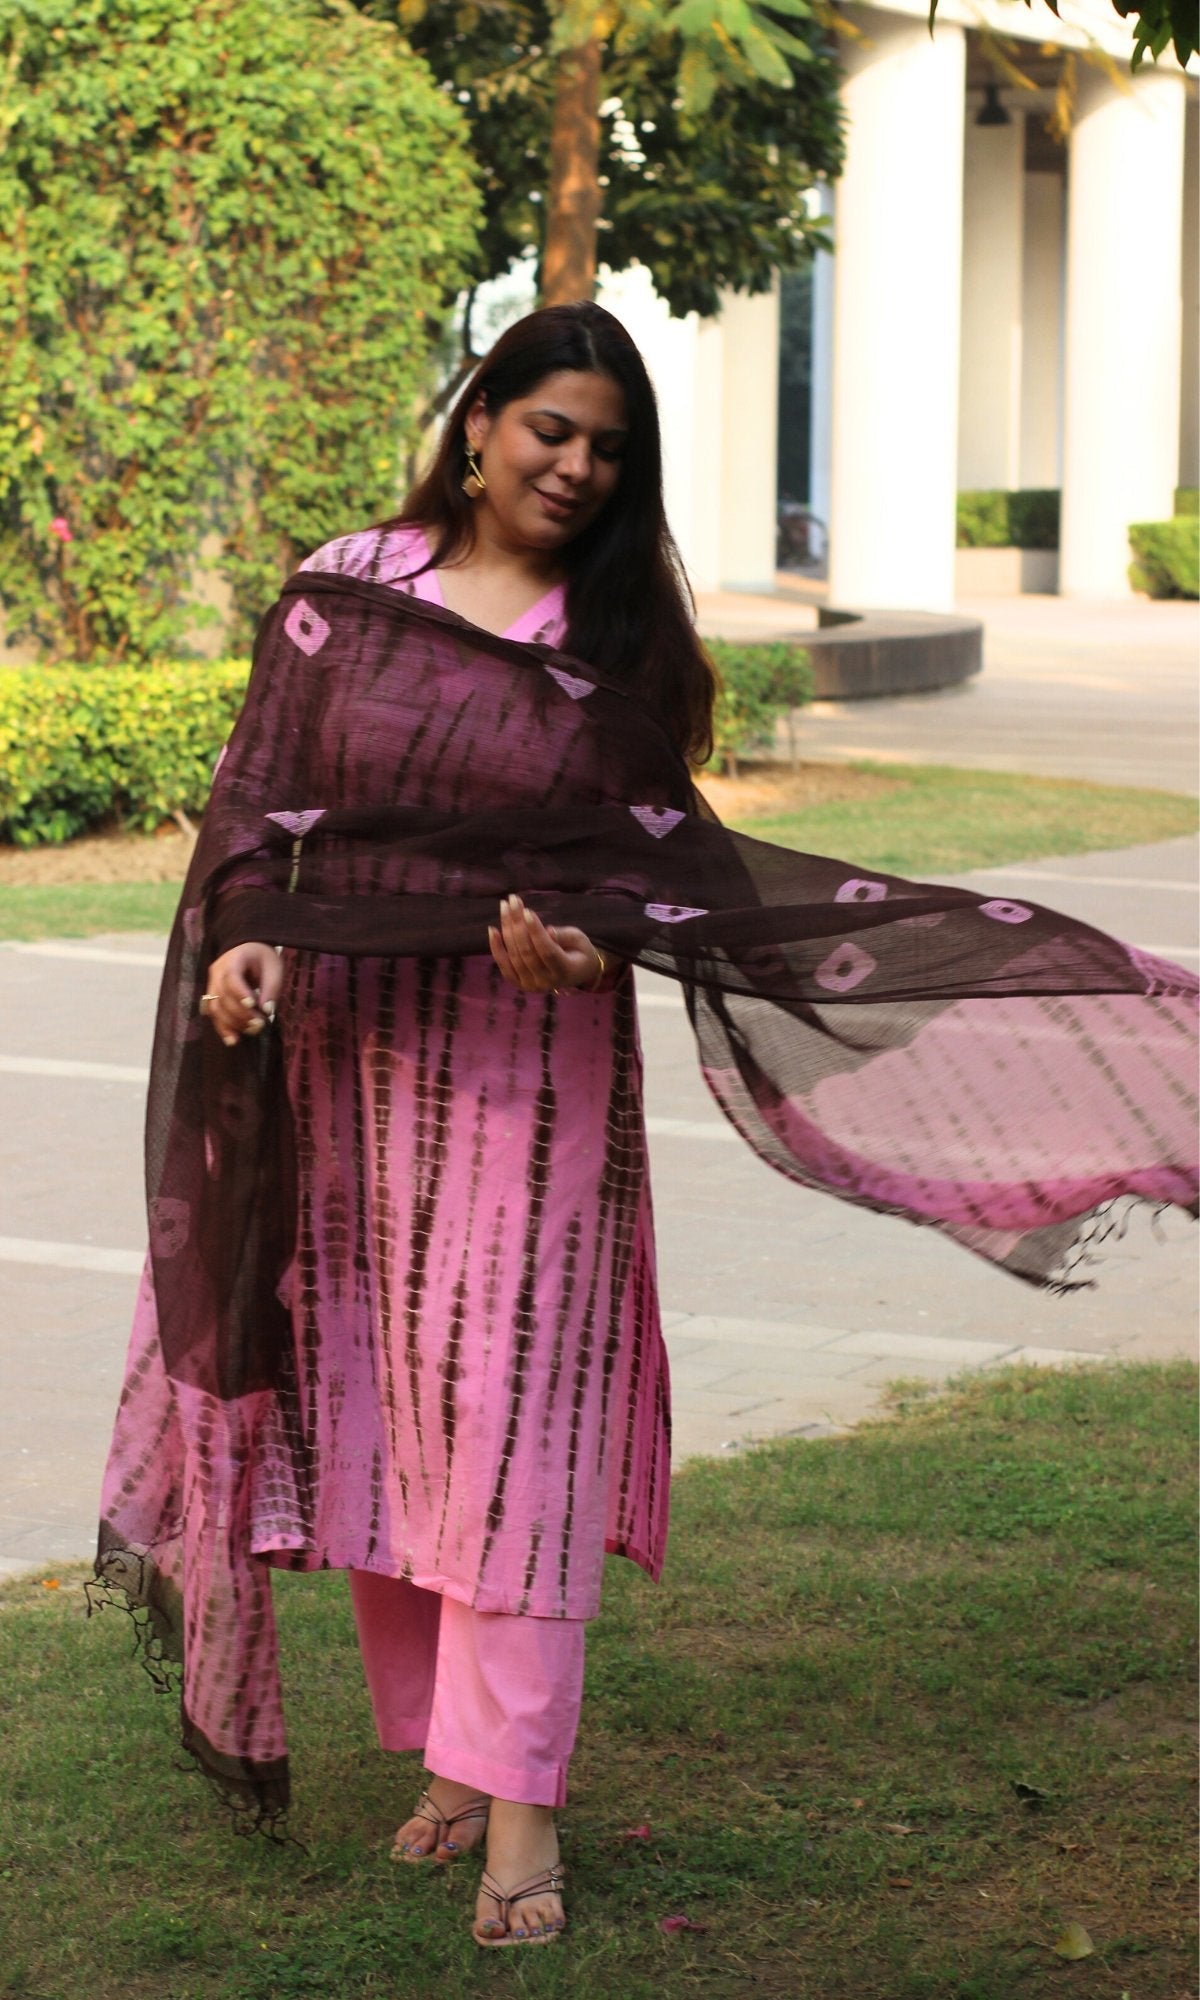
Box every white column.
[828,11,966,610]
[717,280,780,590]
[1060,67,1187,597]
[596,261,720,589]
[689,319,725,589]
[809,182,835,539]
[1019,168,1065,489]
[958,111,1024,490]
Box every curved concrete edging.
[802,604,984,701]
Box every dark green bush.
[956,490,1060,550]
[1128,520,1200,600]
[0,0,479,662]
[1174,488,1199,517]
[0,660,249,845]
[706,641,814,777]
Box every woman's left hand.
[490,894,604,994]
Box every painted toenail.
[515,1928,526,1937]
[445,1841,457,1850]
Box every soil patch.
[0,824,194,885]
[697,759,902,819]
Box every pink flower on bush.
[49,516,72,542]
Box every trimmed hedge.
[0,661,249,846]
[1174,488,1199,518]
[1128,519,1200,601]
[707,641,814,778]
[956,490,1060,551]
[0,643,817,842]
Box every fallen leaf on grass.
[881,1822,914,1836]
[886,1878,914,1889]
[661,1915,708,1936]
[1052,1922,1095,1961]
[41,1578,60,1590]
[618,1823,652,1841]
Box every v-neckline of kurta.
[410,526,565,643]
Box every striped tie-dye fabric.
[91,539,1197,1833]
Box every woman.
[103,303,714,1950]
[93,303,1198,1953]
[207,309,709,1946]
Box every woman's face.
[466,369,628,554]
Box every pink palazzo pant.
[349,1572,586,1808]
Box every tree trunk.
[541,37,603,306]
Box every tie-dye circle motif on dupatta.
[90,569,1198,1835]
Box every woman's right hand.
[202,942,282,1047]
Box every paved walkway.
[2,593,1197,1573]
[695,587,1199,797]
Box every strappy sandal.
[392,1784,490,1863]
[473,1862,567,1948]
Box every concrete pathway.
[695,588,1199,797]
[1,834,1196,1574]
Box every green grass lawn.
[0,879,180,942]
[2,1359,1195,1999]
[730,765,1197,877]
[0,767,1194,942]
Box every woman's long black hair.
[391,301,716,766]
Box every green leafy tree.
[0,0,480,660]
[1114,0,1195,68]
[929,0,1195,68]
[382,0,843,325]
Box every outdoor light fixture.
[975,83,1012,127]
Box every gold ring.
[199,993,215,1016]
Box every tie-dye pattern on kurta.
[104,524,670,1625]
[265,525,669,1613]
[268,950,668,1615]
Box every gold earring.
[462,441,486,498]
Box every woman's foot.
[473,1798,566,1946]
[392,1776,490,1863]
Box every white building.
[599,0,1199,609]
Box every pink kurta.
[251,524,671,1617]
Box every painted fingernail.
[244,1017,264,1035]
[239,995,255,1007]
[222,1034,237,1047]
